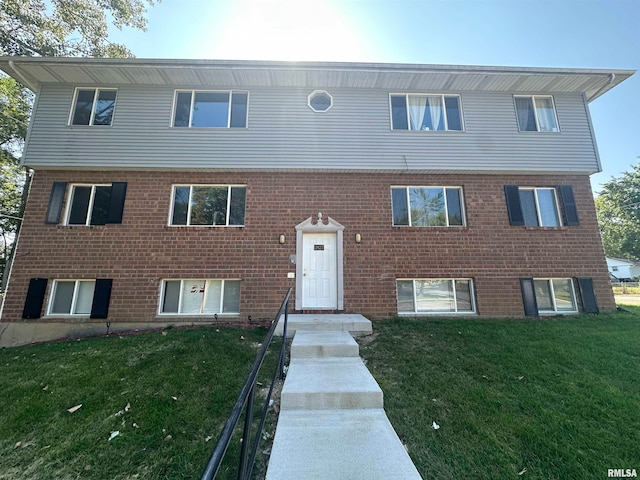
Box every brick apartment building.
[0,58,633,345]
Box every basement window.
[160,279,241,315]
[397,279,475,314]
[48,280,95,315]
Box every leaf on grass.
[67,404,82,413]
[164,435,172,441]
[42,385,48,391]
[518,468,527,475]
[171,396,178,401]
[125,403,131,412]
[14,442,22,449]
[161,331,167,336]
[132,423,139,429]
[482,375,489,380]
[518,376,525,381]
[205,435,213,442]
[108,431,120,441]
[432,421,440,430]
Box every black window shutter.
[558,185,579,226]
[106,182,127,224]
[577,278,599,313]
[22,278,48,319]
[45,182,67,224]
[505,185,524,226]
[520,278,539,317]
[90,279,113,319]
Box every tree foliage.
[0,0,157,286]
[0,0,156,58]
[595,160,640,260]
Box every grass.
[359,307,640,479]
[0,325,280,480]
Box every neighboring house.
[606,257,640,281]
[0,57,633,345]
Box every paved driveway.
[615,294,640,306]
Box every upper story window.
[504,185,578,227]
[170,185,246,226]
[390,94,462,131]
[514,95,559,132]
[308,90,333,112]
[70,88,117,126]
[172,90,248,128]
[59,183,127,226]
[391,187,465,227]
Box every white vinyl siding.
[25,85,599,173]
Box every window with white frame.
[48,280,95,315]
[518,187,561,227]
[170,185,246,226]
[66,184,112,225]
[392,187,465,226]
[397,279,475,314]
[514,95,559,132]
[390,94,462,131]
[160,279,241,315]
[533,278,577,313]
[70,88,117,126]
[172,90,248,128]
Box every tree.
[595,160,640,261]
[0,0,157,287]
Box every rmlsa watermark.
[608,469,638,478]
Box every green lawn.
[360,307,640,480]
[1,309,638,479]
[0,326,278,480]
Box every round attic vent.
[308,90,333,112]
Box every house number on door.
[314,245,325,250]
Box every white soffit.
[0,57,633,101]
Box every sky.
[109,0,639,193]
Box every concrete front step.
[265,408,423,480]
[291,330,360,358]
[275,314,372,337]
[281,357,383,410]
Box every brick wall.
[1,170,615,324]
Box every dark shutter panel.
[577,278,599,313]
[45,182,67,224]
[558,185,579,226]
[22,278,48,319]
[106,182,127,224]
[520,278,539,317]
[90,279,113,319]
[504,185,524,226]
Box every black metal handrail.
[200,287,292,480]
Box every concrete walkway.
[266,315,423,480]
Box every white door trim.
[295,216,344,310]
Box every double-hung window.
[514,95,559,132]
[397,279,475,314]
[160,279,241,315]
[170,185,246,226]
[390,94,462,131]
[70,88,117,126]
[505,185,578,227]
[392,187,465,226]
[58,183,128,226]
[173,90,248,128]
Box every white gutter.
[588,73,615,102]
[8,60,38,91]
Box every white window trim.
[519,187,562,227]
[157,279,241,316]
[389,93,464,132]
[307,90,333,112]
[391,186,466,227]
[397,278,476,315]
[47,279,96,316]
[68,87,117,126]
[64,183,112,226]
[168,184,246,227]
[514,95,560,133]
[170,90,249,128]
[535,278,578,314]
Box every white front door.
[302,233,338,309]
